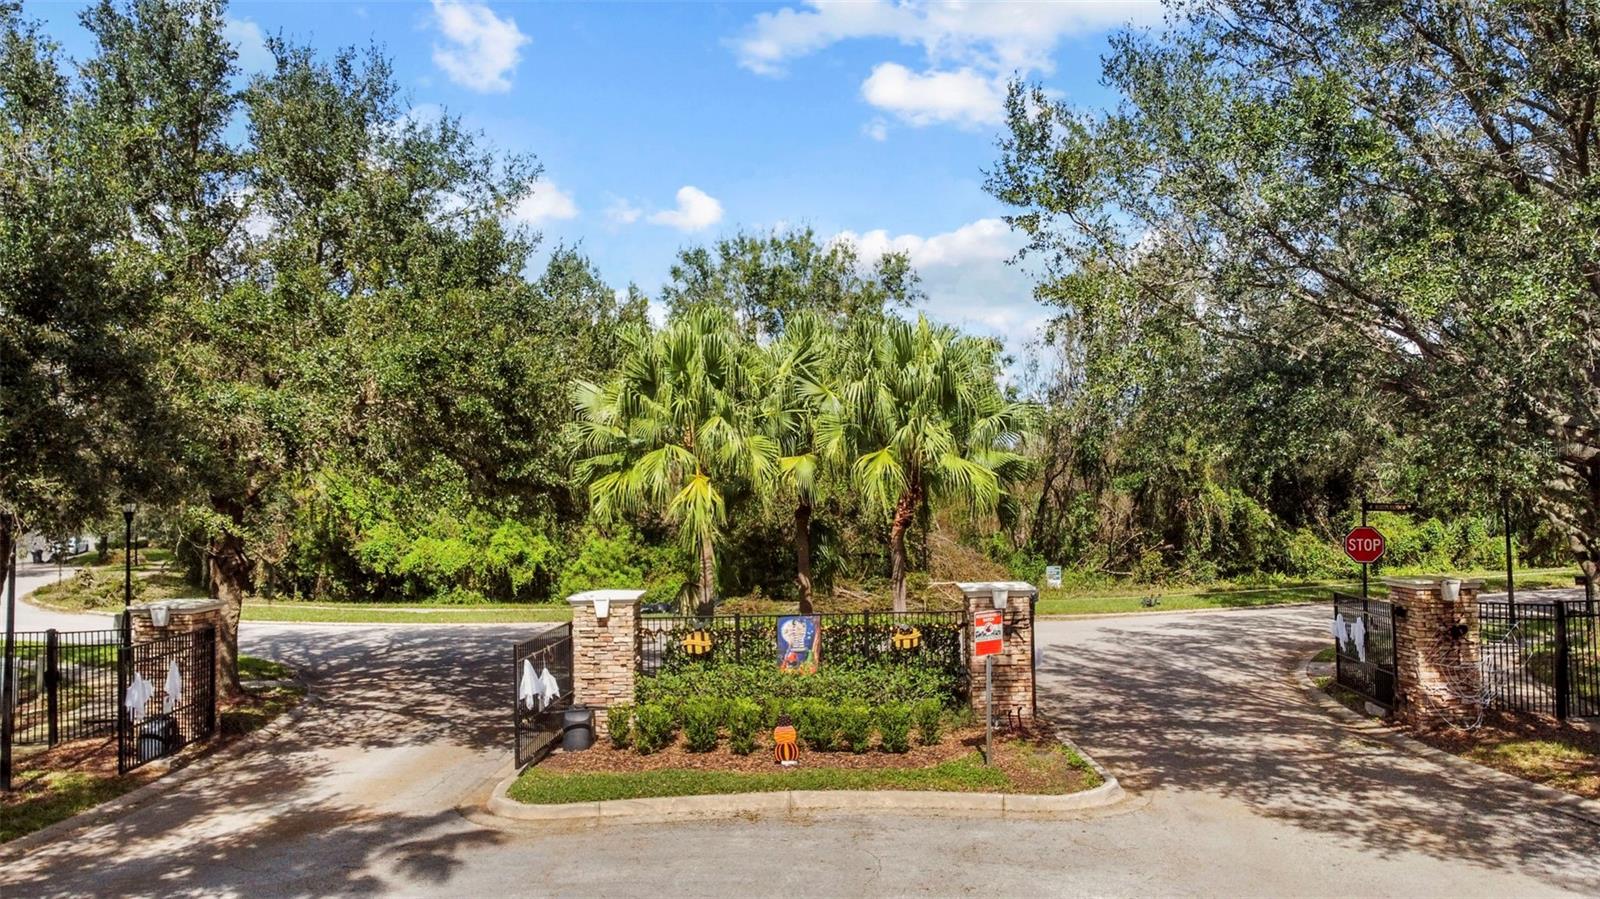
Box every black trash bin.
[561,706,594,752]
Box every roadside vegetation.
[511,738,1098,805]
[4,1,1596,695]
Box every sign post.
[1345,524,1386,600]
[973,608,1004,764]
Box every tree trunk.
[794,498,814,614]
[208,505,251,706]
[696,534,716,616]
[888,478,923,614]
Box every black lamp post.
[122,503,135,646]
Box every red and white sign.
[974,609,1005,657]
[1344,526,1387,565]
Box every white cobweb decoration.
[1415,621,1521,731]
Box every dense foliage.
[987,0,1594,582]
[634,661,960,709]
[5,0,1592,696]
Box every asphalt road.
[5,589,1599,897]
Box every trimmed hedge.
[635,661,958,710]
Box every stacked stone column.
[1384,576,1484,727]
[567,589,643,737]
[957,581,1038,721]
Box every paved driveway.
[6,605,1599,897]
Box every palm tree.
[822,315,1031,612]
[572,307,775,614]
[760,312,833,613]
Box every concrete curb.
[0,672,316,859]
[482,737,1127,825]
[1291,650,1600,827]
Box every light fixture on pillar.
[1441,577,1462,604]
[593,596,611,620]
[991,587,1009,610]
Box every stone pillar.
[957,581,1037,721]
[1385,576,1484,727]
[567,589,643,737]
[127,598,223,737]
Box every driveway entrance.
[5,605,1598,897]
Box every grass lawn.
[242,602,570,624]
[1314,675,1384,717]
[236,656,294,680]
[1409,711,1600,800]
[1034,567,1578,616]
[511,740,1099,805]
[30,569,195,612]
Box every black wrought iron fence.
[9,628,124,747]
[639,610,967,688]
[512,622,573,768]
[1479,600,1599,720]
[119,626,218,773]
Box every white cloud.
[224,18,273,73]
[862,117,889,141]
[733,0,1160,77]
[430,0,529,93]
[833,218,1044,351]
[510,181,578,226]
[860,63,1003,127]
[648,186,724,232]
[835,217,1021,268]
[606,197,644,225]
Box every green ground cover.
[1034,567,1578,616]
[510,743,1099,805]
[241,603,570,624]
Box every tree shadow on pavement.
[3,623,560,897]
[1035,609,1600,894]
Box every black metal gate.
[1333,591,1397,708]
[512,622,573,768]
[1479,599,1599,720]
[118,626,218,774]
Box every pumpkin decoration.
[891,626,922,651]
[773,714,799,765]
[681,630,714,655]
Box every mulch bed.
[1407,709,1600,799]
[545,726,989,775]
[540,718,1097,794]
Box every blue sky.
[29,0,1161,352]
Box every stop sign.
[1344,526,1386,564]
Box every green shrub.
[632,703,676,754]
[607,703,634,750]
[912,700,943,746]
[681,699,723,753]
[725,698,762,755]
[793,700,840,751]
[839,703,873,754]
[635,661,958,708]
[876,703,912,753]
[427,587,489,606]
